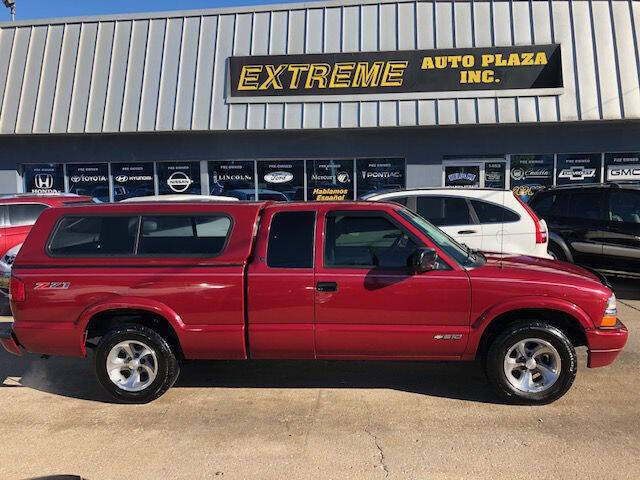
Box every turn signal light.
[600,315,618,328]
[600,294,618,328]
[9,276,25,302]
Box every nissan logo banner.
[158,162,200,195]
[229,44,562,98]
[24,164,64,193]
[605,153,640,181]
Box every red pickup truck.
[0,201,628,404]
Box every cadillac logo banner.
[229,44,562,99]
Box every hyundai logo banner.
[556,154,602,185]
[111,163,154,201]
[229,44,562,98]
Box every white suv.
[366,189,550,259]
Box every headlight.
[600,293,618,328]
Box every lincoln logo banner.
[229,44,562,98]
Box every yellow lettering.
[435,57,447,69]
[495,54,507,66]
[507,53,521,66]
[305,63,331,88]
[237,65,262,90]
[534,52,548,65]
[482,70,495,83]
[462,55,474,68]
[352,62,384,87]
[380,61,408,87]
[259,64,288,90]
[329,62,356,88]
[421,57,435,69]
[287,64,310,89]
[482,54,495,67]
[521,52,534,66]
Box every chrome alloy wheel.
[106,340,158,392]
[503,338,561,394]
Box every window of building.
[306,159,354,201]
[111,163,155,201]
[138,216,231,255]
[556,154,602,185]
[416,196,473,227]
[256,161,305,201]
[470,200,520,224]
[23,164,65,194]
[324,214,418,269]
[356,158,406,198]
[157,162,201,195]
[267,211,315,268]
[48,216,139,256]
[67,164,109,202]
[8,204,48,226]
[510,155,554,202]
[209,160,255,197]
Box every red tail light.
[10,276,25,302]
[514,193,547,244]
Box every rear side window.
[416,196,472,226]
[267,211,315,268]
[8,204,48,226]
[386,196,408,206]
[566,191,606,220]
[529,193,555,216]
[138,216,231,255]
[49,216,139,255]
[471,200,520,223]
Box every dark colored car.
[1,201,627,404]
[529,184,640,278]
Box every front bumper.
[586,322,628,368]
[0,323,22,356]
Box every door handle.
[457,229,477,235]
[316,281,338,292]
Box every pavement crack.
[619,299,640,313]
[365,429,389,478]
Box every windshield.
[397,208,485,267]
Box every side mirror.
[410,247,438,273]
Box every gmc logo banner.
[229,44,562,98]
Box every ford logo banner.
[264,171,294,183]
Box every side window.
[8,204,48,226]
[49,216,139,255]
[0,206,5,227]
[267,211,315,268]
[416,196,472,226]
[324,214,418,269]
[387,196,408,206]
[566,191,606,220]
[609,191,640,223]
[139,216,231,255]
[471,200,520,224]
[529,193,554,216]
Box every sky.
[3,0,323,22]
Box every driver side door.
[314,208,471,359]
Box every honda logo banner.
[306,159,354,201]
[23,164,64,193]
[605,153,640,183]
[356,158,406,198]
[555,154,602,185]
[67,163,109,202]
[157,162,200,195]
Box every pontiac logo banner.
[229,44,562,98]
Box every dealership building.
[0,0,639,202]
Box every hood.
[478,253,606,286]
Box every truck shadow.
[0,351,505,404]
[610,278,640,301]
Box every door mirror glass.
[410,247,438,273]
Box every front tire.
[94,324,180,403]
[485,322,577,405]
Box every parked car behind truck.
[0,201,627,404]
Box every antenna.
[3,0,15,21]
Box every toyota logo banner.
[23,164,64,193]
[66,163,109,202]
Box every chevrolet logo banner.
[229,44,562,99]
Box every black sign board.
[23,164,64,194]
[256,161,305,201]
[158,162,201,195]
[605,153,640,183]
[112,163,154,201]
[444,165,480,187]
[510,155,554,201]
[230,44,561,97]
[485,162,506,189]
[209,160,255,196]
[307,159,354,201]
[356,158,406,197]
[556,154,602,185]
[67,163,109,202]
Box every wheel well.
[85,309,184,359]
[476,308,587,360]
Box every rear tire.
[485,322,577,405]
[94,323,179,403]
[548,242,566,261]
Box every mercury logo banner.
[229,44,561,97]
